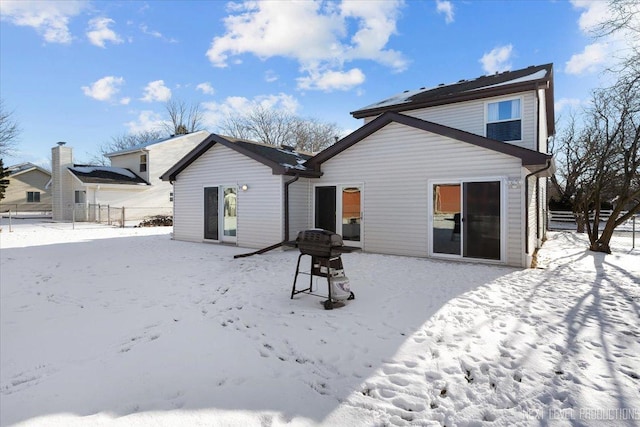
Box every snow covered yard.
[1,220,638,427]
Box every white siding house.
[166,63,555,267]
[304,112,552,267]
[160,134,318,249]
[50,131,209,222]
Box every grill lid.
[296,229,344,257]
[296,229,343,247]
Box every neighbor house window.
[26,191,40,203]
[486,98,521,141]
[74,190,86,204]
[140,154,147,172]
[169,192,174,202]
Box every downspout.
[233,173,300,259]
[283,174,300,242]
[524,159,553,257]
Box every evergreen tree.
[0,158,10,201]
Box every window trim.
[26,191,41,203]
[484,96,523,142]
[74,190,86,204]
[140,153,148,173]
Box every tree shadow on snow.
[496,234,639,425]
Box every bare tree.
[550,113,596,232]
[217,105,341,152]
[291,117,340,153]
[552,77,639,253]
[90,130,165,165]
[164,99,203,136]
[584,78,640,253]
[550,1,640,253]
[0,99,21,157]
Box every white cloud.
[555,97,582,113]
[565,42,607,75]
[196,82,215,95]
[86,17,123,48]
[567,1,640,75]
[140,80,172,102]
[140,23,178,43]
[120,97,131,105]
[81,76,125,102]
[201,93,300,129]
[140,23,162,38]
[0,0,87,44]
[570,0,609,33]
[435,0,454,24]
[297,68,365,91]
[125,110,166,134]
[265,70,279,83]
[205,0,406,91]
[479,44,513,74]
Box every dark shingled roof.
[69,165,149,185]
[160,134,320,182]
[351,63,554,135]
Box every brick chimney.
[51,142,74,221]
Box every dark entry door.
[315,186,336,232]
[204,187,219,240]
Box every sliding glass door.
[463,181,501,260]
[432,183,461,255]
[431,180,502,261]
[204,185,237,243]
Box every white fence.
[73,204,173,227]
[549,209,631,223]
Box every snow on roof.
[68,165,149,185]
[106,130,209,157]
[7,162,51,176]
[71,166,138,179]
[352,64,553,117]
[356,87,429,111]
[465,69,548,92]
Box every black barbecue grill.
[289,229,359,310]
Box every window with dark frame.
[169,192,174,202]
[486,99,521,141]
[140,154,148,172]
[26,191,40,203]
[74,190,86,204]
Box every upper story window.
[27,191,40,203]
[140,154,148,172]
[486,98,521,142]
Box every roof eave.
[309,111,554,169]
[351,79,549,119]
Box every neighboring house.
[164,63,555,267]
[0,163,52,211]
[51,130,209,222]
[160,135,319,249]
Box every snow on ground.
[1,219,639,427]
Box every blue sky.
[0,0,626,167]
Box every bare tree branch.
[0,99,21,157]
[164,99,203,136]
[217,105,341,152]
